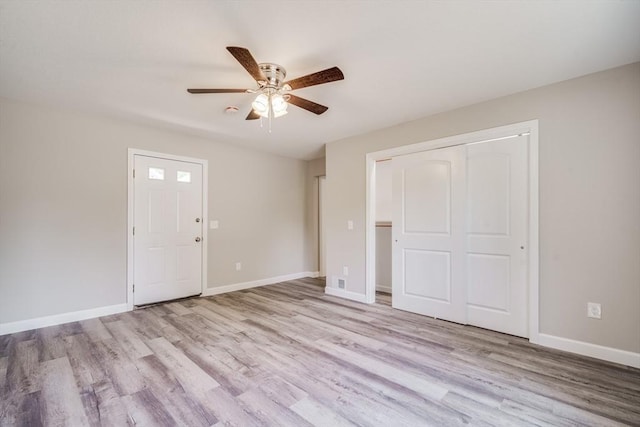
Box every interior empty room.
[1,1,639,426]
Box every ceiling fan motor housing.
[259,63,286,88]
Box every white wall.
[375,160,392,291]
[0,98,310,325]
[375,226,392,292]
[375,160,392,222]
[325,62,640,354]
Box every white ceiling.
[1,1,639,160]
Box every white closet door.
[466,135,529,337]
[390,135,530,337]
[134,155,203,305]
[391,146,467,323]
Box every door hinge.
[133,226,135,236]
[133,284,135,292]
[133,169,135,178]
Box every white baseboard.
[0,272,321,336]
[537,333,640,369]
[324,286,369,303]
[202,271,319,297]
[376,284,392,294]
[0,303,129,336]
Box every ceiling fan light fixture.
[251,92,288,119]
[252,93,269,117]
[271,94,288,116]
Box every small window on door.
[177,171,191,183]
[148,167,165,180]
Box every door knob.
[195,237,201,242]
[195,218,201,223]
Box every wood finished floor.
[1,278,639,426]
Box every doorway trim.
[127,148,209,310]
[365,120,539,343]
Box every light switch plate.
[210,220,219,229]
[347,220,354,230]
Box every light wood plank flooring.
[1,278,639,426]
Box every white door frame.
[127,148,208,310]
[365,120,539,343]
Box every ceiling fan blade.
[246,110,261,120]
[226,46,265,82]
[287,94,329,115]
[187,88,248,93]
[284,67,344,90]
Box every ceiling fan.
[187,46,344,121]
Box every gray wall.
[303,157,326,272]
[0,98,309,324]
[375,226,391,291]
[325,62,640,353]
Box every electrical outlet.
[343,265,349,276]
[347,220,354,230]
[587,302,601,319]
[235,262,242,271]
[210,220,219,229]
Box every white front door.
[391,146,467,324]
[133,155,203,305]
[466,135,529,337]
